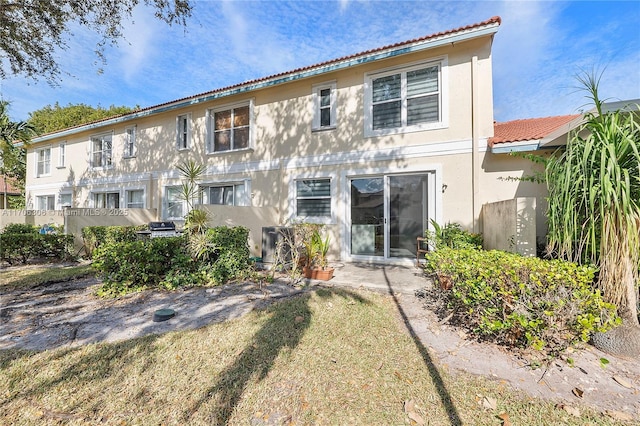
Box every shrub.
[426,221,482,250]
[423,247,619,356]
[82,225,147,257]
[92,226,251,296]
[93,236,191,296]
[0,232,74,264]
[199,226,251,284]
[2,223,39,234]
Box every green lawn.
[0,263,93,291]
[0,288,624,425]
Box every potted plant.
[302,229,334,280]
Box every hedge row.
[91,226,251,296]
[0,224,74,264]
[81,225,147,257]
[423,247,619,355]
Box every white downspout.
[471,55,481,233]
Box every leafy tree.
[29,102,136,135]
[546,72,640,325]
[0,101,35,208]
[0,0,192,83]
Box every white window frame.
[312,81,337,130]
[59,192,73,209]
[90,132,114,169]
[176,114,191,151]
[125,188,145,209]
[92,191,120,209]
[206,100,254,154]
[364,57,448,138]
[124,125,137,158]
[57,142,66,168]
[289,175,335,224]
[35,146,51,177]
[163,186,187,220]
[36,194,55,210]
[199,179,250,206]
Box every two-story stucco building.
[26,16,550,262]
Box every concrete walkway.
[322,262,432,294]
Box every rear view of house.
[25,16,533,263]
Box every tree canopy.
[0,0,192,83]
[0,101,35,208]
[28,103,137,135]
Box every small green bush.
[92,226,251,296]
[82,225,147,257]
[93,236,191,296]
[426,221,482,250]
[2,223,39,234]
[0,232,74,264]
[423,247,619,355]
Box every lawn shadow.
[185,287,370,425]
[382,267,463,426]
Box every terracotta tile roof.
[0,175,21,195]
[489,114,580,146]
[37,16,502,138]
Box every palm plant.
[176,160,206,212]
[545,72,640,324]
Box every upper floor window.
[312,82,336,130]
[58,142,66,168]
[365,60,445,137]
[36,147,51,177]
[295,178,331,218]
[124,126,136,157]
[91,133,113,168]
[176,114,191,150]
[201,182,248,206]
[208,103,251,153]
[94,191,120,208]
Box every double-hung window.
[58,142,66,168]
[209,103,251,153]
[165,186,185,219]
[201,182,247,206]
[176,114,191,150]
[94,192,120,208]
[365,60,444,136]
[124,126,136,157]
[37,195,55,210]
[126,189,144,208]
[295,178,331,218]
[312,82,336,130]
[36,147,51,176]
[91,133,113,168]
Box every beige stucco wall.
[482,197,537,257]
[24,33,504,261]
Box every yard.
[0,264,635,425]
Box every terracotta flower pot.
[303,266,334,281]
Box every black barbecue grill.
[137,221,180,239]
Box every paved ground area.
[1,262,638,419]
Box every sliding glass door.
[350,173,431,260]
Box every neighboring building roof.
[489,115,580,146]
[33,16,502,143]
[0,175,21,195]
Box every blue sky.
[1,0,639,122]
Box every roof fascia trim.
[33,22,499,143]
